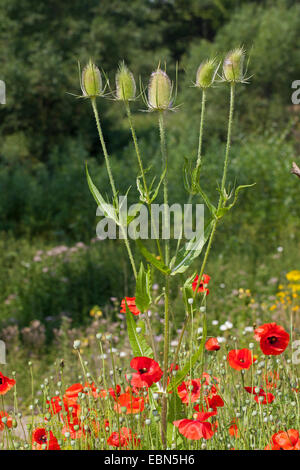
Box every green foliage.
[125,300,153,358]
[180,0,300,131]
[0,0,299,333]
[0,234,132,331]
[167,315,207,392]
[135,263,152,313]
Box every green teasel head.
[115,62,136,101]
[148,67,173,111]
[81,60,103,97]
[222,47,245,83]
[196,58,219,89]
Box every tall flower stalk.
[158,110,170,447]
[80,60,138,280]
[78,49,251,450]
[90,98,137,279]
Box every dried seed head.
[148,68,172,111]
[223,48,245,83]
[81,60,102,97]
[196,59,218,88]
[116,62,136,101]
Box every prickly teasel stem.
[90,97,137,279]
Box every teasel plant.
[75,48,255,449]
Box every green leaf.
[216,183,256,218]
[167,315,207,392]
[171,221,213,275]
[197,186,216,216]
[125,300,153,358]
[167,389,184,425]
[167,421,183,449]
[86,163,118,223]
[136,175,148,203]
[229,183,256,209]
[135,262,152,313]
[136,240,171,275]
[149,164,167,203]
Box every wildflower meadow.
[0,0,300,456]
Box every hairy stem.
[91,98,137,279]
[158,111,170,448]
[176,83,236,366]
[125,101,163,260]
[195,89,206,171]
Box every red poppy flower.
[264,442,281,450]
[0,372,16,395]
[32,428,60,450]
[173,411,216,441]
[227,348,256,370]
[114,392,144,414]
[272,429,300,450]
[108,384,122,400]
[205,394,224,411]
[96,389,108,399]
[178,372,219,405]
[202,372,220,394]
[83,381,109,399]
[47,392,81,424]
[130,357,163,388]
[47,396,64,416]
[120,297,140,316]
[63,383,83,406]
[107,427,140,448]
[193,391,223,414]
[244,387,275,405]
[0,411,13,431]
[192,274,210,295]
[178,379,201,404]
[229,418,239,437]
[254,323,289,356]
[205,337,220,351]
[62,422,84,440]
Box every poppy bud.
[223,48,245,83]
[81,60,103,97]
[196,59,218,88]
[148,68,172,111]
[116,62,136,101]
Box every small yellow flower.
[288,284,300,292]
[90,305,103,318]
[286,270,300,282]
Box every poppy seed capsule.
[196,59,218,88]
[81,60,102,97]
[116,63,136,101]
[148,69,172,110]
[223,48,245,83]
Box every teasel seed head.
[196,58,219,89]
[81,60,103,97]
[223,47,245,83]
[115,62,136,101]
[148,68,173,111]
